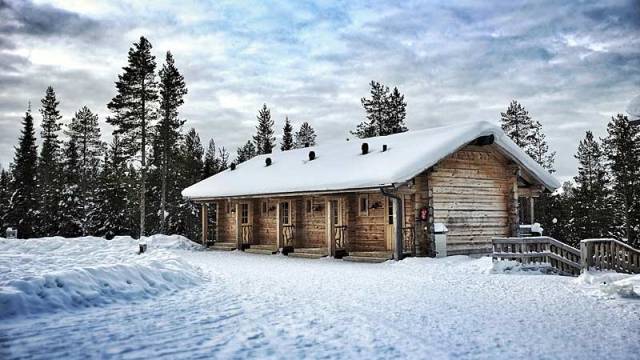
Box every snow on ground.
[1,237,639,359]
[0,235,202,319]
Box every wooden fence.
[492,236,640,276]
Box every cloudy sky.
[1,0,639,181]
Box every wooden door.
[327,199,346,253]
[385,198,394,251]
[279,201,294,247]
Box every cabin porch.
[197,190,418,260]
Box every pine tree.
[0,168,11,231]
[500,100,534,149]
[59,138,82,237]
[175,128,204,239]
[236,140,257,164]
[353,81,389,138]
[107,36,158,238]
[528,120,556,172]
[281,116,294,151]
[386,86,408,134]
[154,51,187,233]
[36,86,63,236]
[294,122,317,148]
[96,136,135,238]
[571,131,612,242]
[253,104,275,155]
[8,108,38,238]
[353,81,408,138]
[66,106,103,235]
[602,114,640,245]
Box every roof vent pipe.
[305,142,310,148]
[308,151,316,161]
[230,162,236,171]
[361,142,369,155]
[265,157,272,167]
[382,144,388,152]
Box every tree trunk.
[140,84,146,239]
[160,145,167,234]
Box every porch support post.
[392,197,404,261]
[326,199,334,257]
[276,200,282,250]
[235,202,241,249]
[201,202,208,246]
[530,196,535,224]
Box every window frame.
[358,194,369,216]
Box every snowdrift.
[0,235,203,319]
[577,271,640,299]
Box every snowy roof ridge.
[182,121,561,199]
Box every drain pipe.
[380,186,404,261]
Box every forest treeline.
[0,36,638,248]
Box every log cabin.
[182,121,560,262]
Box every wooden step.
[343,256,389,263]
[287,252,326,259]
[244,247,278,255]
[292,247,328,255]
[248,244,278,251]
[348,251,393,259]
[208,243,236,251]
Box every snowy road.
[1,237,639,359]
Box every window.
[388,199,394,225]
[281,201,290,225]
[306,199,312,213]
[262,201,268,215]
[359,195,369,216]
[241,203,249,224]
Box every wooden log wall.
[429,145,514,255]
[254,199,277,245]
[296,195,326,248]
[216,199,237,243]
[347,192,387,252]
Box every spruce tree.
[155,51,187,233]
[59,138,82,237]
[294,122,317,148]
[0,168,11,231]
[96,136,134,238]
[500,100,534,149]
[386,86,408,134]
[107,36,158,238]
[603,114,640,245]
[9,108,38,238]
[281,116,294,151]
[253,104,275,154]
[175,128,204,239]
[66,106,103,235]
[203,139,218,178]
[36,86,63,236]
[217,147,230,172]
[571,131,612,241]
[236,140,257,164]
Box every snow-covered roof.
[182,121,560,199]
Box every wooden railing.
[493,237,640,276]
[581,239,640,274]
[333,225,348,251]
[241,224,253,245]
[492,237,581,276]
[402,227,415,255]
[282,224,295,247]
